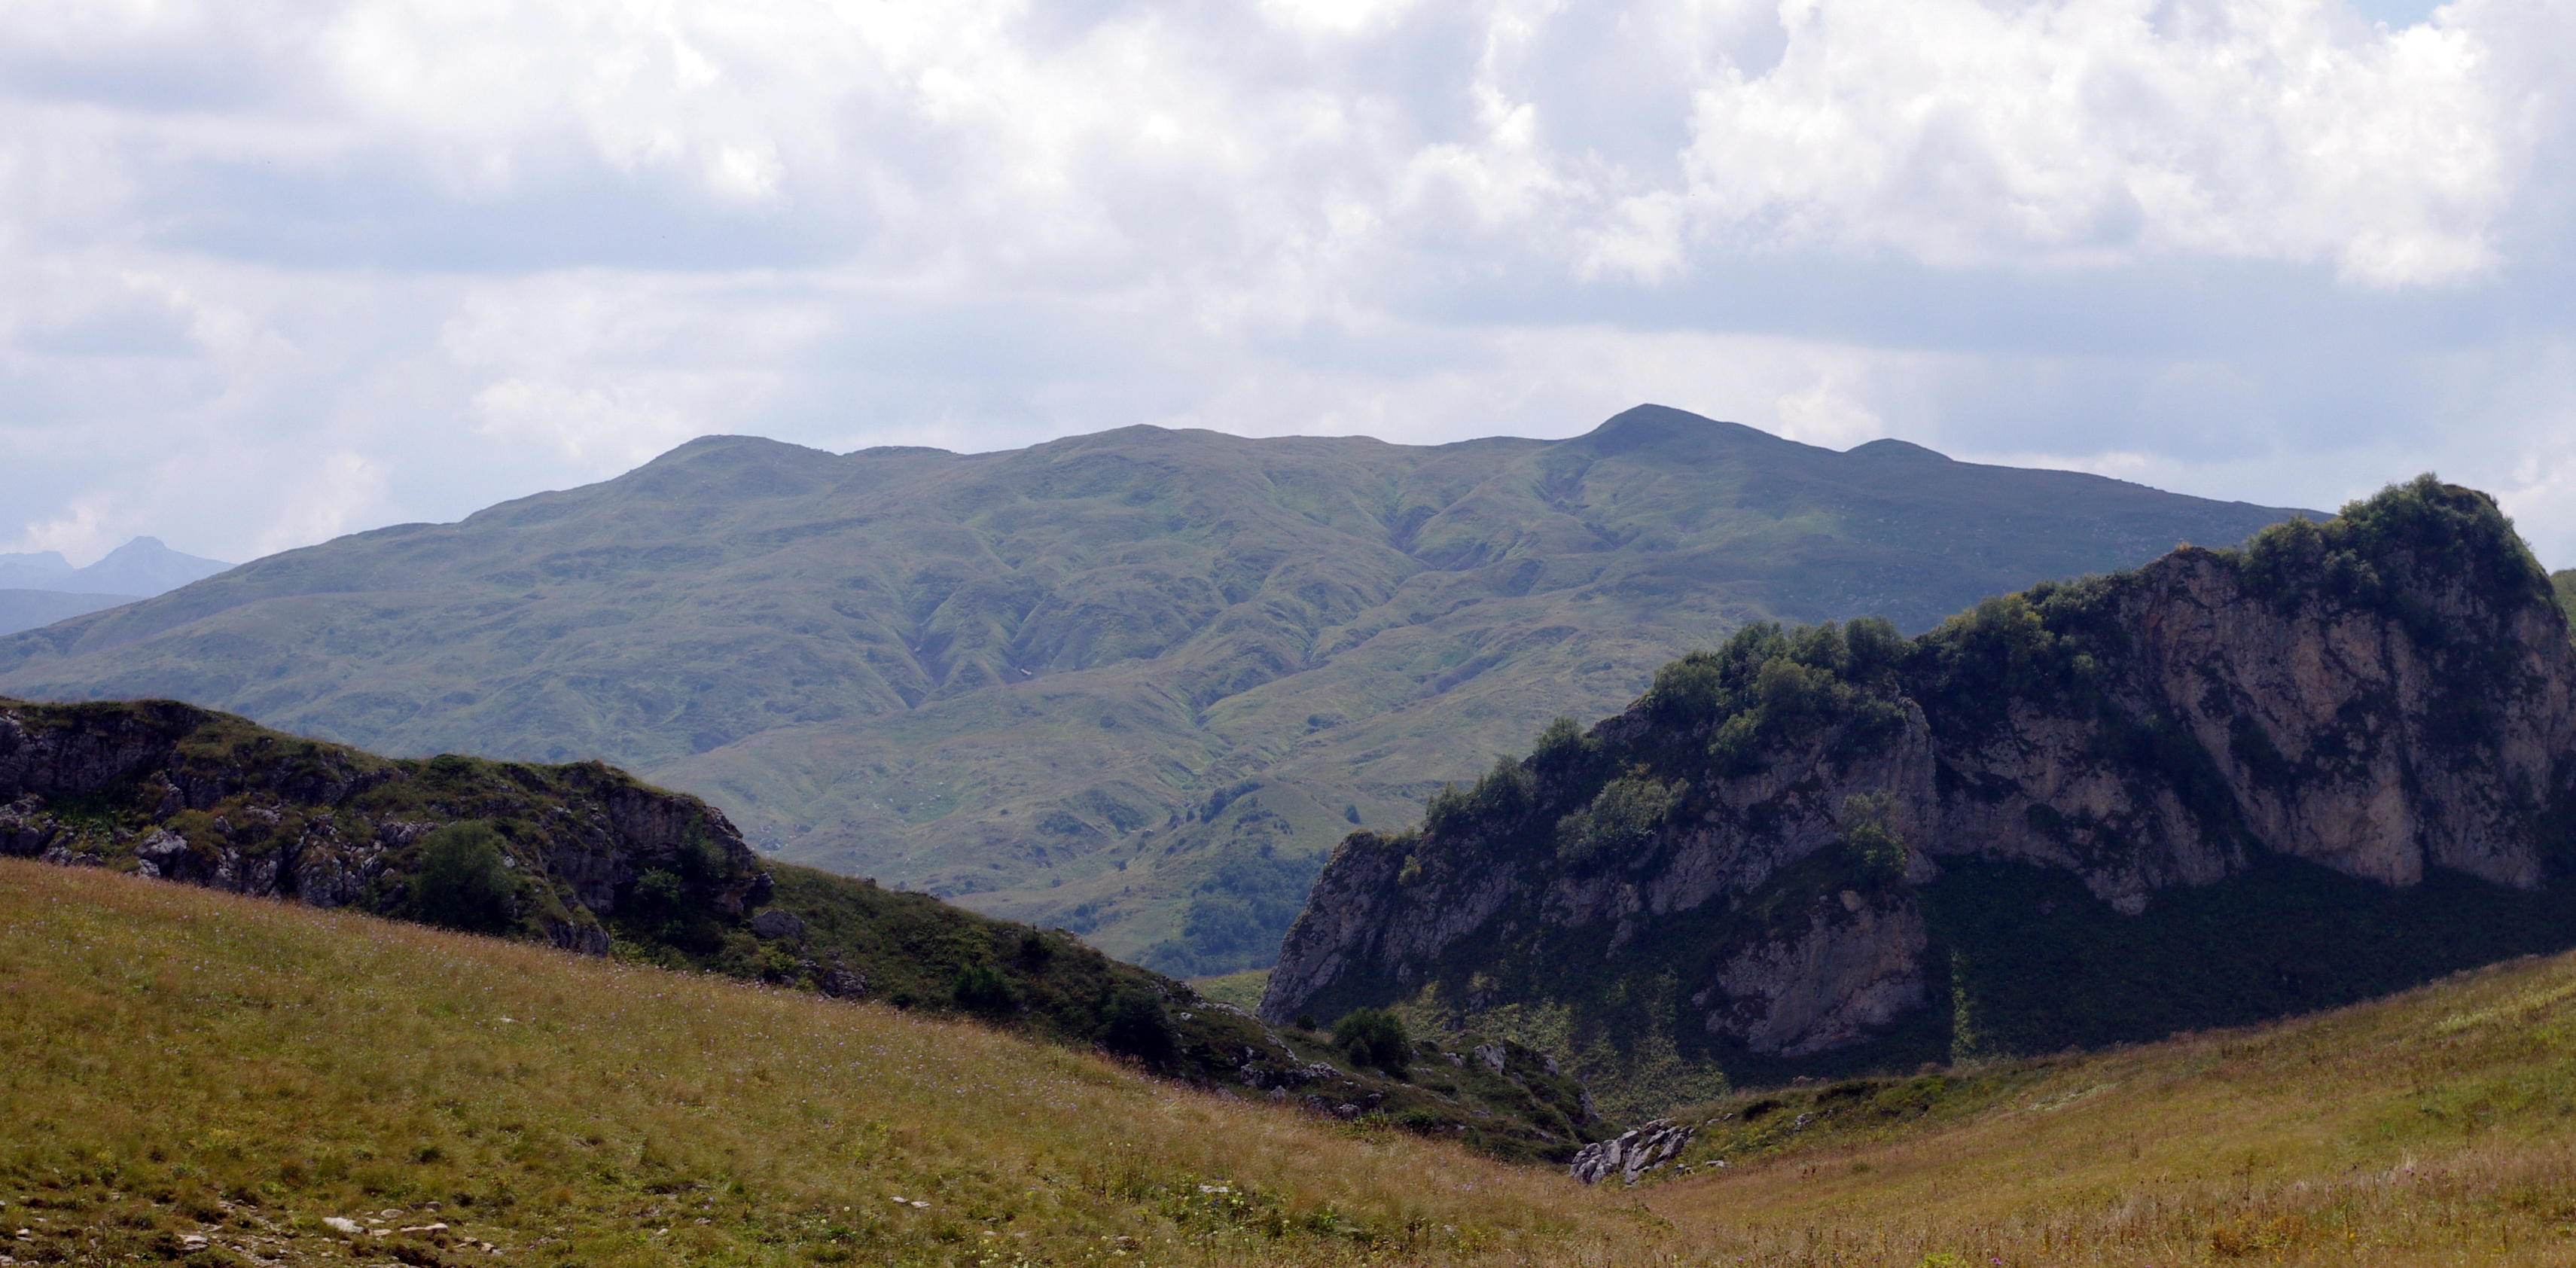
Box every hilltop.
[1267,477,2576,1113]
[0,407,2306,974]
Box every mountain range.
[0,407,2309,973]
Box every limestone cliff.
[1263,477,2576,1108]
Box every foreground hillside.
[1270,477,2576,1111]
[0,696,1602,1158]
[0,407,2304,972]
[0,861,1633,1268]
[14,861,2576,1266]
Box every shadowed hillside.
[0,407,2306,973]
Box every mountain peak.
[1843,437,1951,462]
[1578,404,1788,457]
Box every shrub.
[2237,474,2550,620]
[1334,1007,1410,1072]
[953,960,1017,1014]
[409,822,517,934]
[1840,792,1907,886]
[1555,775,1685,869]
[1647,619,1909,773]
[1098,986,1177,1063]
[1529,715,1595,772]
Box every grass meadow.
[16,858,2576,1265]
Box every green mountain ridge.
[0,405,2309,974]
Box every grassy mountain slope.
[0,696,1602,1161]
[17,858,2576,1266]
[0,407,2307,973]
[1642,945,2576,1265]
[0,861,1634,1268]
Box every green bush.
[1334,1007,1410,1072]
[1554,775,1684,869]
[1643,619,1909,773]
[2236,474,2550,619]
[1098,986,1177,1064]
[409,822,517,934]
[1529,715,1596,772]
[953,960,1018,1014]
[1839,792,1907,885]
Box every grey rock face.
[751,908,806,940]
[1702,889,1928,1056]
[1568,1119,1693,1184]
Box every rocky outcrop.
[0,697,770,945]
[1264,478,2576,1077]
[1569,1119,1694,1184]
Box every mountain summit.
[0,407,2306,970]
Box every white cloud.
[0,0,2572,567]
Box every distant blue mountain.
[0,538,232,634]
[0,538,231,598]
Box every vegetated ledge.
[0,695,1608,1163]
[1262,475,2576,1115]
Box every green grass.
[0,409,2307,971]
[1642,945,2576,1264]
[1186,971,1269,1012]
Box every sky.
[3,0,2571,569]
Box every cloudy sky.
[4,0,2571,568]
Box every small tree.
[410,821,517,933]
[1334,1007,1410,1072]
[1840,791,1908,886]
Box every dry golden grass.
[20,855,2576,1267]
[0,861,1646,1267]
[1642,949,2576,1264]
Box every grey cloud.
[0,0,2571,570]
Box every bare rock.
[1568,1119,1694,1184]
